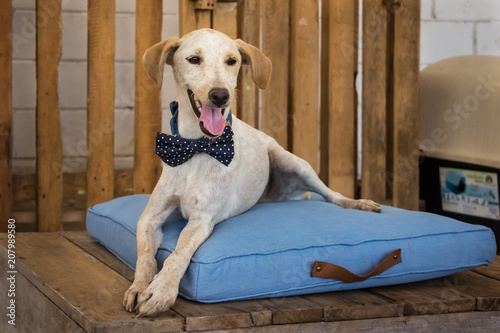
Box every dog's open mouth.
[188,89,226,137]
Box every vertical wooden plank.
[289,0,319,172]
[319,0,330,183]
[325,0,357,198]
[390,0,420,210]
[0,1,12,233]
[179,0,212,36]
[87,0,115,206]
[361,0,388,203]
[213,1,238,116]
[36,0,63,231]
[237,0,260,128]
[134,0,163,195]
[261,0,289,148]
[213,1,238,38]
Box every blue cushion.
[86,195,497,303]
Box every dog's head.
[143,28,272,137]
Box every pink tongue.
[199,104,226,136]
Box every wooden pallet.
[1,232,499,332]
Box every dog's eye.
[227,58,237,66]
[187,56,200,65]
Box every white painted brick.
[435,0,500,21]
[161,66,178,109]
[58,61,87,108]
[61,110,87,157]
[12,110,35,158]
[476,22,500,56]
[163,0,179,15]
[115,62,135,108]
[115,109,134,155]
[162,109,173,134]
[11,10,36,59]
[62,0,88,12]
[12,0,34,9]
[162,13,180,39]
[117,0,135,13]
[421,0,433,20]
[62,12,87,60]
[12,60,36,109]
[420,22,474,64]
[116,14,135,61]
[115,156,134,170]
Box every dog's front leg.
[123,195,178,312]
[135,219,214,317]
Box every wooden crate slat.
[289,0,320,172]
[134,0,163,195]
[0,233,184,333]
[370,273,477,316]
[179,0,212,36]
[36,0,63,231]
[451,270,500,311]
[321,0,357,198]
[1,246,85,333]
[87,0,115,207]
[472,256,500,281]
[236,0,261,128]
[361,0,388,203]
[17,274,86,333]
[303,290,403,322]
[61,231,273,332]
[0,1,12,233]
[61,231,136,281]
[389,0,420,210]
[261,0,290,149]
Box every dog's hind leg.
[123,189,179,312]
[264,145,381,213]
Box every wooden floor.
[1,232,499,333]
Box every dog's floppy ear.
[142,37,181,89]
[235,39,272,90]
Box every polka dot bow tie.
[155,126,235,167]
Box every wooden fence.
[0,0,420,232]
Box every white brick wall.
[421,0,500,66]
[10,0,500,174]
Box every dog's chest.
[164,131,270,222]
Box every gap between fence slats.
[236,0,260,129]
[289,0,320,172]
[36,0,63,231]
[87,0,115,207]
[361,0,388,203]
[0,1,12,233]
[134,0,163,195]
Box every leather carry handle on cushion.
[310,249,402,283]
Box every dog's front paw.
[353,199,381,213]
[135,276,178,317]
[123,280,149,312]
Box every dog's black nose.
[209,88,229,107]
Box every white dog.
[123,28,381,317]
